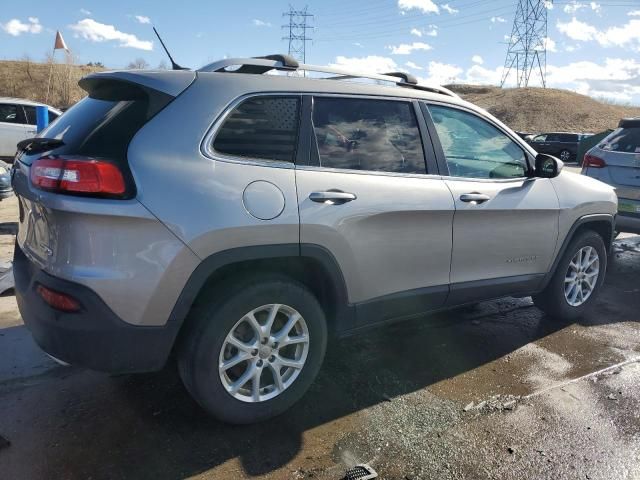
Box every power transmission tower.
[282,6,313,66]
[500,0,551,88]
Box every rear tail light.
[583,153,607,169]
[36,285,81,312]
[30,156,126,197]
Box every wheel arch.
[166,244,353,350]
[541,213,614,290]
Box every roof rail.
[197,55,459,98]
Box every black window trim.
[297,92,439,179]
[421,100,536,182]
[203,92,303,169]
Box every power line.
[501,0,550,88]
[282,5,313,66]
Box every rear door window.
[559,133,578,142]
[310,97,426,174]
[600,128,640,153]
[213,96,301,162]
[23,106,36,125]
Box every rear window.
[19,81,172,166]
[599,128,640,153]
[212,96,301,162]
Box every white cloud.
[563,1,587,14]
[442,4,459,14]
[491,16,506,23]
[556,17,599,42]
[465,65,503,84]
[557,17,640,50]
[423,61,463,84]
[134,15,151,24]
[329,55,398,73]
[410,26,437,37]
[70,18,153,50]
[388,41,432,55]
[535,37,557,53]
[398,0,439,14]
[1,17,42,36]
[563,1,601,14]
[252,19,272,27]
[405,61,423,70]
[353,42,363,47]
[629,10,640,17]
[80,8,92,16]
[472,55,484,65]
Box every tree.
[126,58,150,70]
[157,59,168,70]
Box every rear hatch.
[12,70,195,267]
[596,126,640,189]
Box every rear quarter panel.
[127,74,300,264]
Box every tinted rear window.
[213,96,301,162]
[599,128,640,153]
[19,81,172,166]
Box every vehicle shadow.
[3,240,638,479]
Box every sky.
[1,0,640,104]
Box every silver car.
[582,118,640,234]
[12,55,617,424]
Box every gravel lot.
[1,193,639,480]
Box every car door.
[423,103,559,305]
[295,95,455,327]
[0,103,29,158]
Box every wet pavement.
[0,212,639,478]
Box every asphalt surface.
[0,195,639,479]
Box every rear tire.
[533,230,606,320]
[177,275,327,424]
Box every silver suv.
[12,55,617,424]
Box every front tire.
[559,149,572,162]
[533,230,607,320]
[177,275,327,424]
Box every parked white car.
[0,98,61,161]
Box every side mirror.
[534,154,563,178]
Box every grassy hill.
[447,84,640,134]
[0,60,103,109]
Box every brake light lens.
[36,285,81,312]
[30,157,126,196]
[583,153,607,169]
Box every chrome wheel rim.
[560,150,571,161]
[218,304,310,403]
[564,246,600,307]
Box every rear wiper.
[16,137,64,155]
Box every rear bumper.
[616,213,640,234]
[14,243,179,373]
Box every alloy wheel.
[218,304,310,403]
[564,246,600,307]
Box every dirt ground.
[1,194,640,480]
